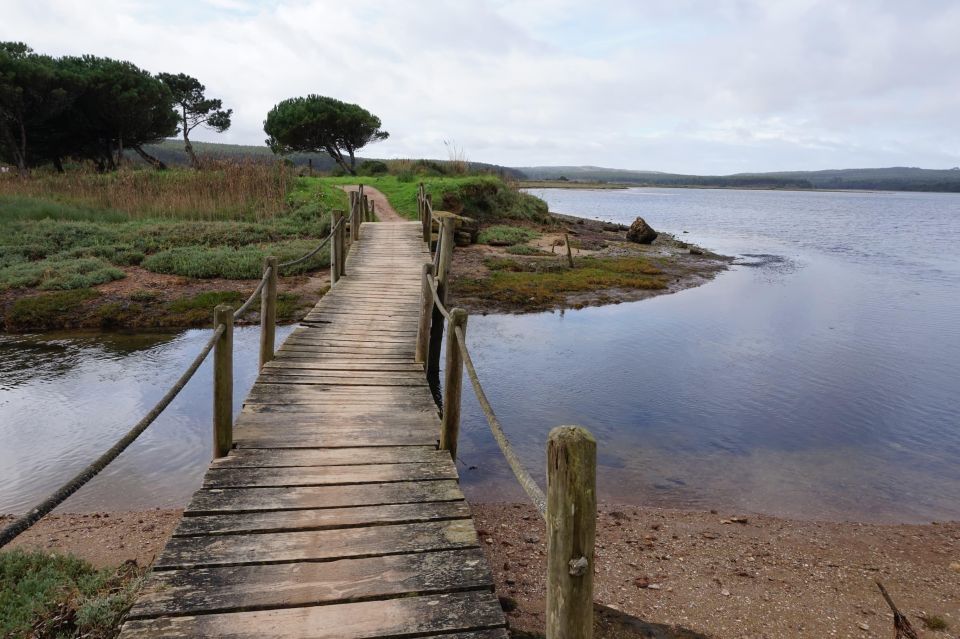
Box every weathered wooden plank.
[175,500,471,536]
[120,590,506,638]
[128,548,494,619]
[212,446,445,468]
[186,480,463,514]
[155,519,478,569]
[203,461,456,488]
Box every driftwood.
[876,581,920,639]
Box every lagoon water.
[1,188,958,522]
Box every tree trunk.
[133,145,168,171]
[325,144,355,175]
[52,156,64,173]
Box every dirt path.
[340,185,406,223]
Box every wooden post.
[565,233,575,268]
[259,256,278,369]
[546,426,597,639]
[352,192,361,241]
[213,304,234,458]
[331,210,343,284]
[415,263,434,365]
[371,200,376,222]
[440,308,467,459]
[423,194,433,244]
[427,217,456,378]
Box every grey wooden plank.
[186,480,464,514]
[154,519,479,569]
[203,461,456,488]
[127,548,493,619]
[175,500,471,536]
[120,590,506,638]
[212,446,445,468]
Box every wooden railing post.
[331,210,343,284]
[424,194,434,245]
[259,256,278,369]
[440,307,467,459]
[546,426,597,639]
[370,200,376,222]
[213,304,234,458]
[351,190,361,242]
[415,263,434,365]
[427,217,456,378]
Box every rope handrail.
[279,216,343,269]
[0,324,226,549]
[234,267,271,317]
[426,274,453,322]
[453,324,548,518]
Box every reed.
[0,159,293,222]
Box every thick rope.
[454,324,547,518]
[279,216,343,269]
[426,275,453,322]
[0,324,226,549]
[234,267,270,318]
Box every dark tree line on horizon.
[0,42,231,175]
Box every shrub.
[0,257,124,290]
[506,244,550,256]
[357,160,389,176]
[477,225,539,246]
[142,239,329,279]
[0,549,143,638]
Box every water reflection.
[0,326,294,513]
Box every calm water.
[2,188,958,522]
[453,188,960,523]
[0,326,294,513]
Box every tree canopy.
[157,72,232,169]
[263,95,388,175]
[0,42,229,174]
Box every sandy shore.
[4,504,957,638]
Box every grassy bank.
[0,165,346,331]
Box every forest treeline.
[0,42,232,174]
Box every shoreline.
[4,503,956,638]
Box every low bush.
[357,160,389,176]
[478,225,539,246]
[142,240,329,279]
[0,257,124,290]
[0,549,143,638]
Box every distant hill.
[514,165,960,192]
[140,140,523,177]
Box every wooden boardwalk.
[121,222,508,638]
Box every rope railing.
[0,205,354,549]
[0,325,224,549]
[278,216,343,269]
[416,185,597,636]
[454,325,547,517]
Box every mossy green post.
[259,256,278,369]
[213,304,234,458]
[440,308,468,460]
[546,426,596,639]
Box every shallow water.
[453,188,960,523]
[0,326,294,513]
[1,188,958,522]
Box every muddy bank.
[474,503,959,639]
[0,267,329,332]
[449,213,731,314]
[5,504,955,638]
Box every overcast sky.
[4,0,959,174]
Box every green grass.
[477,225,539,246]
[4,289,100,330]
[457,256,667,307]
[315,175,548,223]
[921,615,950,631]
[0,549,143,638]
[0,174,347,293]
[505,244,551,256]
